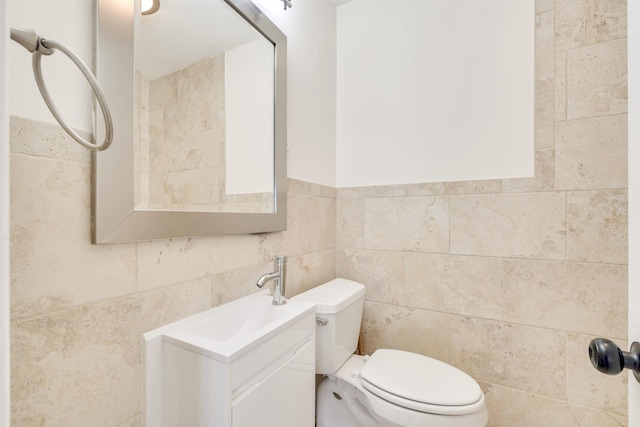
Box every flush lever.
[588,338,640,383]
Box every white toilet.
[292,278,488,427]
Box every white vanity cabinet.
[232,340,314,427]
[158,295,316,427]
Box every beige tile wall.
[337,0,629,425]
[146,55,226,210]
[9,116,336,426]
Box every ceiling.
[137,0,353,81]
[137,0,263,80]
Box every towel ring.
[10,28,113,151]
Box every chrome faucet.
[256,256,287,305]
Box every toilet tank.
[291,278,365,374]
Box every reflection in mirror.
[134,0,274,213]
[93,0,287,243]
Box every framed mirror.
[93,0,287,243]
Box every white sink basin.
[162,291,315,363]
[143,290,316,426]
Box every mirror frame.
[93,0,287,243]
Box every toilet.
[292,278,488,427]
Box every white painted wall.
[336,0,534,187]
[8,0,94,131]
[253,0,338,187]
[628,0,640,423]
[225,39,274,195]
[1,1,11,424]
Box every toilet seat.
[329,354,488,427]
[360,349,484,416]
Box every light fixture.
[282,0,292,10]
[141,0,160,15]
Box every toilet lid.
[360,349,483,410]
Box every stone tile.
[436,179,502,195]
[570,404,628,426]
[11,278,212,426]
[211,248,335,305]
[337,180,502,198]
[501,387,578,426]
[336,248,404,305]
[555,51,568,121]
[211,264,267,306]
[536,11,554,81]
[362,301,450,363]
[10,116,91,163]
[148,72,177,110]
[336,197,365,249]
[145,55,228,210]
[336,185,410,199]
[259,191,336,258]
[321,185,338,199]
[404,253,502,319]
[555,0,627,51]
[450,192,566,260]
[566,333,628,416]
[134,74,150,208]
[136,234,261,291]
[556,115,627,190]
[536,0,554,14]
[288,178,335,198]
[450,317,567,399]
[363,196,449,253]
[567,190,628,264]
[286,249,336,297]
[10,154,137,320]
[118,414,143,427]
[165,167,219,205]
[503,259,627,338]
[477,384,622,427]
[336,187,365,199]
[535,78,555,150]
[205,252,335,307]
[502,149,554,193]
[566,39,627,120]
[478,382,503,427]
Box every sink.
[144,290,316,427]
[179,295,306,343]
[160,290,315,362]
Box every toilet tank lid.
[292,278,365,314]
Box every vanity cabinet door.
[232,340,315,427]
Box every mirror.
[93,0,287,243]
[135,0,275,213]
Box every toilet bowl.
[292,278,488,427]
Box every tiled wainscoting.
[9,116,336,426]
